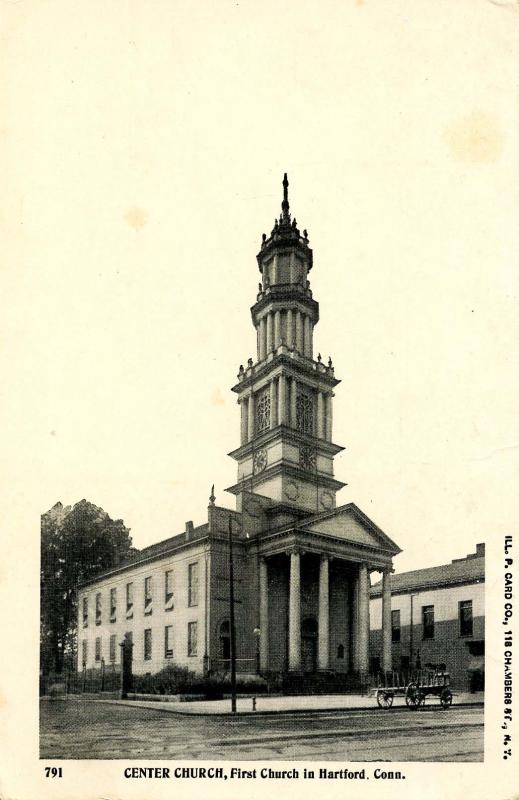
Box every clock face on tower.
[253,448,267,475]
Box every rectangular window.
[110,588,117,622]
[109,634,116,662]
[144,628,152,660]
[165,569,174,607]
[164,625,173,658]
[144,576,153,615]
[459,600,473,637]
[95,636,101,662]
[95,592,102,625]
[126,582,133,618]
[81,639,88,667]
[391,609,401,643]
[82,596,88,628]
[422,605,435,640]
[188,621,198,656]
[188,563,199,607]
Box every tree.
[40,499,134,674]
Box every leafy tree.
[40,499,134,674]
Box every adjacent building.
[369,544,485,691]
[78,174,403,680]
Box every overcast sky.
[3,0,518,574]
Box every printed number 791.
[44,767,63,778]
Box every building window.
[144,576,153,615]
[95,592,102,625]
[188,563,199,607]
[391,609,401,643]
[256,389,271,433]
[95,637,101,662]
[82,597,88,628]
[126,582,133,618]
[144,628,152,660]
[337,644,345,660]
[109,634,116,662]
[81,640,87,667]
[188,621,198,656]
[165,625,173,658]
[459,600,473,637]
[296,392,313,434]
[165,569,174,608]
[110,588,117,623]
[422,605,435,640]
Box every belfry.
[77,175,401,684]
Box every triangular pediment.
[302,503,401,554]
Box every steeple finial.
[209,484,215,506]
[281,172,290,222]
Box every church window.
[95,637,101,662]
[165,625,174,658]
[256,389,271,433]
[188,621,198,656]
[95,592,102,625]
[188,563,199,607]
[296,392,314,434]
[109,634,116,662]
[82,596,88,628]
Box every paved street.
[40,699,483,761]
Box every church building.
[77,175,401,682]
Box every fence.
[40,662,122,696]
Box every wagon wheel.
[440,688,453,709]
[377,691,394,709]
[405,683,424,710]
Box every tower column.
[358,563,369,674]
[247,393,255,442]
[278,373,287,425]
[259,317,267,361]
[326,393,333,441]
[288,550,301,671]
[317,391,325,439]
[304,315,311,358]
[269,379,278,428]
[274,310,281,351]
[259,558,269,672]
[266,313,273,355]
[240,399,247,445]
[318,555,330,670]
[286,308,293,348]
[382,569,392,673]
[290,377,298,428]
[295,311,304,354]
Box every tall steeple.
[227,175,345,513]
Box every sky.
[3,0,519,575]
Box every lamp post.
[253,627,261,675]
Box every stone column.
[295,311,304,353]
[278,373,287,425]
[247,393,255,442]
[317,391,325,439]
[318,556,330,670]
[266,313,273,355]
[274,310,281,351]
[352,568,360,672]
[270,379,278,428]
[358,563,369,674]
[259,558,269,672]
[286,309,293,348]
[290,377,298,429]
[259,317,266,361]
[304,316,311,358]
[288,551,301,671]
[382,569,392,673]
[326,393,333,441]
[240,399,247,445]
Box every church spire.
[281,172,290,223]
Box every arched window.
[337,644,345,660]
